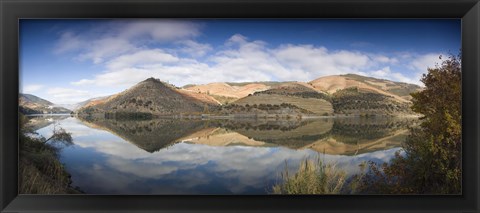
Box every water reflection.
[32,116,415,194]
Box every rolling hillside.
[232,82,333,115]
[19,94,71,114]
[183,82,270,104]
[308,74,421,102]
[76,78,219,117]
[74,74,422,117]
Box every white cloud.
[373,55,399,64]
[46,87,92,104]
[118,20,201,42]
[68,34,440,88]
[226,34,249,46]
[409,53,443,72]
[71,79,95,86]
[54,20,202,64]
[369,67,419,85]
[53,32,84,54]
[176,40,212,57]
[77,38,137,64]
[273,44,370,80]
[105,49,179,70]
[23,84,44,93]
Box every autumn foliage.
[360,54,462,194]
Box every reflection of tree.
[329,118,417,145]
[44,123,74,147]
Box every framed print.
[1,0,479,212]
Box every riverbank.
[19,114,82,194]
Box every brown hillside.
[309,75,411,103]
[77,78,219,116]
[184,82,270,100]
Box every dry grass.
[272,158,346,194]
[19,128,80,194]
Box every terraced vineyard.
[234,94,333,115]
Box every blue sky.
[20,19,461,104]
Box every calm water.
[29,115,415,194]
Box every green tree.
[361,54,462,194]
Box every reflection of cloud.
[36,117,105,138]
[50,118,402,194]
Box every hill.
[331,87,413,116]
[74,74,422,118]
[19,94,71,114]
[308,74,421,102]
[73,96,111,110]
[183,82,270,104]
[76,77,219,118]
[232,82,333,116]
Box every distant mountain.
[73,96,112,111]
[19,94,72,115]
[76,77,219,117]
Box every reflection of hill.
[221,119,334,149]
[305,129,409,155]
[77,117,417,155]
[303,118,417,155]
[26,115,70,131]
[329,117,416,144]
[180,127,271,147]
[79,118,206,152]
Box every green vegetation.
[234,94,333,115]
[254,90,332,102]
[209,94,239,105]
[19,114,80,194]
[214,102,314,115]
[272,158,346,194]
[360,54,462,194]
[341,74,421,98]
[105,111,153,120]
[332,87,411,115]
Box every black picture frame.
[1,0,479,212]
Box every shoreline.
[72,112,422,121]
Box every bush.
[272,159,346,194]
